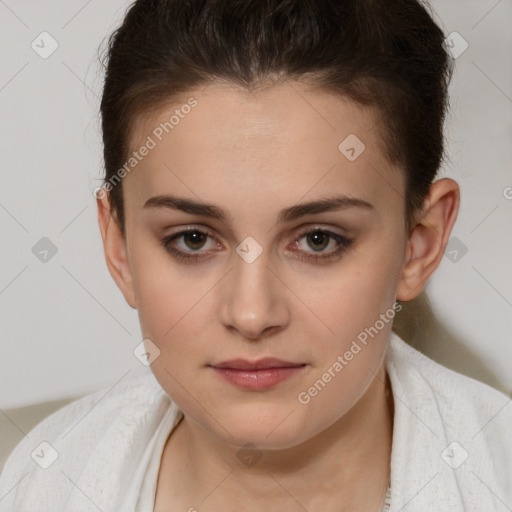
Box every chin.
[210,407,312,451]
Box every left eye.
[160,227,352,263]
[295,230,340,252]
[288,228,353,263]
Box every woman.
[1,0,510,510]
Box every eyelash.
[160,227,353,264]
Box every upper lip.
[211,358,305,370]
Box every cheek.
[131,256,213,407]
[127,234,217,377]
[128,228,193,332]
[295,269,399,432]
[306,234,404,344]
[298,230,403,399]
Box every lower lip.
[211,365,306,390]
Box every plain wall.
[0,0,511,409]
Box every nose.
[218,248,291,341]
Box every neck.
[158,364,393,512]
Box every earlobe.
[96,195,137,309]
[397,178,460,301]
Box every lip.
[209,358,307,391]
[211,357,305,370]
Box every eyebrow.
[143,194,374,224]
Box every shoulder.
[386,331,511,412]
[4,371,167,455]
[386,331,512,501]
[0,372,170,511]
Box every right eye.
[161,228,222,262]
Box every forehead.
[123,81,404,217]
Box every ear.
[397,178,460,301]
[96,193,137,309]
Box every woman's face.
[117,81,409,448]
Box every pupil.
[185,231,206,249]
[308,231,328,251]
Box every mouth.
[209,358,307,390]
[211,357,305,370]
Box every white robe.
[0,332,510,511]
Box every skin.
[97,80,459,511]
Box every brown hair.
[99,0,453,235]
